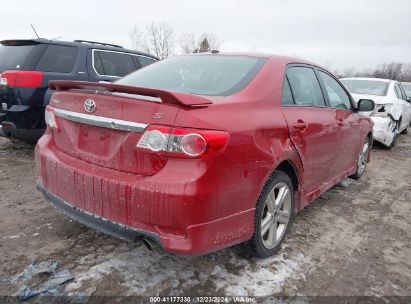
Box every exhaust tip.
[142,238,153,251]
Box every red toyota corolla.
[35,54,374,257]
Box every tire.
[400,125,408,135]
[244,170,294,258]
[350,137,370,180]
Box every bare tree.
[129,25,150,53]
[129,23,175,59]
[178,32,223,54]
[332,63,411,82]
[179,33,197,54]
[146,22,176,59]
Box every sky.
[2,0,410,71]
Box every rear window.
[0,43,39,72]
[340,79,388,96]
[116,55,267,96]
[36,45,77,73]
[93,50,137,77]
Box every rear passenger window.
[93,50,137,77]
[318,71,351,110]
[286,67,325,106]
[137,56,156,67]
[282,77,294,105]
[36,45,77,73]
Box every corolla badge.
[84,99,96,113]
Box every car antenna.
[30,24,40,39]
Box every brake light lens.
[137,125,229,158]
[45,106,59,131]
[0,70,43,87]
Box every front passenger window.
[286,67,325,106]
[318,71,351,110]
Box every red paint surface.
[35,55,373,255]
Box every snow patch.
[65,243,309,296]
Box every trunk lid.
[48,81,212,175]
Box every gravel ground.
[0,134,410,303]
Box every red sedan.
[35,54,374,257]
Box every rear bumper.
[0,105,45,143]
[37,181,164,247]
[0,125,5,137]
[0,121,44,143]
[35,133,255,256]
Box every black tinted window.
[318,71,351,110]
[0,43,38,72]
[36,45,77,73]
[116,55,267,96]
[286,67,325,106]
[93,50,136,77]
[282,77,294,105]
[138,56,157,67]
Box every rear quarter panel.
[173,58,303,218]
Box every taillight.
[137,125,229,158]
[0,70,43,87]
[45,106,59,131]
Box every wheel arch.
[275,160,300,192]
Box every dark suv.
[0,39,158,143]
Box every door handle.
[293,121,308,131]
[337,119,344,126]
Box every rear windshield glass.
[402,83,411,97]
[116,55,267,96]
[0,43,38,72]
[340,79,388,96]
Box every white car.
[401,82,411,100]
[340,78,411,148]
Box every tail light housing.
[137,125,229,158]
[0,70,43,87]
[45,106,59,131]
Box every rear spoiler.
[0,39,43,46]
[49,80,212,107]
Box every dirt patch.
[0,135,410,299]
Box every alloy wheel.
[357,140,369,176]
[260,182,292,249]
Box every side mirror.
[357,99,375,112]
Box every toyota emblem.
[84,99,96,113]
